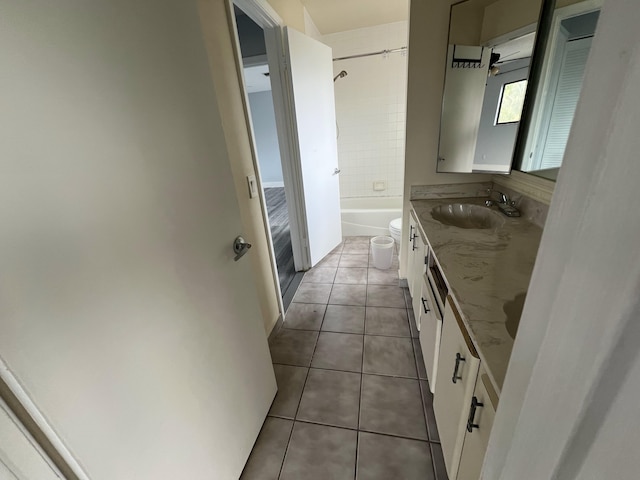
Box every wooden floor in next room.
[241,236,448,480]
[264,187,300,302]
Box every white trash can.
[370,236,395,270]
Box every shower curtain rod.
[333,46,407,62]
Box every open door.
[283,27,342,267]
[0,1,276,478]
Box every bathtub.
[340,196,403,237]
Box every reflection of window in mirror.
[437,0,544,174]
[496,80,527,124]
[518,3,601,181]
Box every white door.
[0,2,275,479]
[284,27,342,267]
[536,36,593,169]
[438,46,492,172]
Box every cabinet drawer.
[419,274,442,392]
[457,371,498,480]
[433,296,480,480]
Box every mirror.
[437,0,602,178]
[437,0,542,174]
[515,1,601,180]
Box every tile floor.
[241,237,449,480]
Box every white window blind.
[538,37,592,169]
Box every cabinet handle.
[409,225,414,242]
[412,234,417,251]
[452,352,465,384]
[421,297,430,314]
[466,396,484,432]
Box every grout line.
[285,418,432,444]
[279,325,412,340]
[276,300,328,480]
[355,271,368,480]
[413,331,433,443]
[429,442,439,480]
[266,412,442,446]
[272,362,421,381]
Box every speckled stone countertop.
[411,197,543,394]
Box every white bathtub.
[340,196,403,237]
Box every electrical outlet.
[373,181,386,191]
[247,174,258,198]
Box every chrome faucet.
[486,189,521,217]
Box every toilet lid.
[390,218,402,231]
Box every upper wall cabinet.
[437,0,542,174]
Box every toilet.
[389,217,402,245]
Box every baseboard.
[262,181,285,188]
[398,278,409,288]
[267,313,284,343]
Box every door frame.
[228,0,314,284]
[0,358,88,479]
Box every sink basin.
[430,204,504,229]
[504,292,526,339]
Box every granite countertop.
[411,197,543,394]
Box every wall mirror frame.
[514,0,602,180]
[436,0,602,181]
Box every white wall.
[0,1,276,478]
[323,22,409,199]
[304,7,323,42]
[248,91,285,186]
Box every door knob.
[333,168,341,175]
[233,236,252,261]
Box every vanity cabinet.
[407,212,423,297]
[457,367,498,480]
[434,296,480,480]
[407,211,427,327]
[419,273,443,392]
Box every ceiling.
[493,32,536,63]
[301,0,409,35]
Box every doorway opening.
[233,6,303,307]
[230,2,344,312]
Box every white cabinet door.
[457,371,498,480]
[284,27,342,266]
[408,211,427,326]
[433,297,480,480]
[410,236,426,329]
[419,274,443,392]
[407,212,419,297]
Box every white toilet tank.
[389,217,402,244]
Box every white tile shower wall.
[323,22,409,199]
